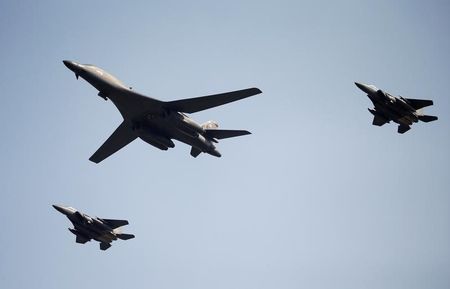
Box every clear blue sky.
[1,1,449,288]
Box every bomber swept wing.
[164,88,261,113]
[89,121,137,164]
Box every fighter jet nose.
[354,82,365,89]
[355,82,374,94]
[53,204,69,215]
[63,60,71,67]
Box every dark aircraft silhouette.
[355,82,437,133]
[53,205,134,251]
[63,60,261,162]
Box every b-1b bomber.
[63,60,261,162]
[355,82,437,133]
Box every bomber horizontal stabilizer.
[404,98,434,110]
[164,88,261,113]
[205,129,251,139]
[100,218,129,229]
[89,121,137,163]
[418,115,438,122]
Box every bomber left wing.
[164,88,262,113]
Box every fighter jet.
[355,82,437,133]
[63,60,262,162]
[53,205,134,251]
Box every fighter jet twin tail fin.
[116,233,135,240]
[418,115,438,122]
[404,98,438,123]
[403,98,433,110]
[100,218,129,229]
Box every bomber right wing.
[89,121,137,163]
[164,88,262,113]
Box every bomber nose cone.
[62,60,77,71]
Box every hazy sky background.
[0,1,449,289]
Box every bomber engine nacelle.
[202,120,219,129]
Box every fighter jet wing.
[372,115,388,126]
[164,88,261,113]
[404,98,433,110]
[76,235,90,244]
[89,121,137,163]
[100,218,129,229]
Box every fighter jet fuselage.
[355,82,437,133]
[53,205,134,250]
[63,61,261,162]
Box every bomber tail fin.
[418,115,438,123]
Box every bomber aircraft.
[63,60,261,162]
[53,205,134,251]
[355,82,437,133]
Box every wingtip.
[252,87,263,94]
[89,156,100,164]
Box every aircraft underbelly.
[172,130,211,152]
[143,117,212,152]
[95,234,115,243]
